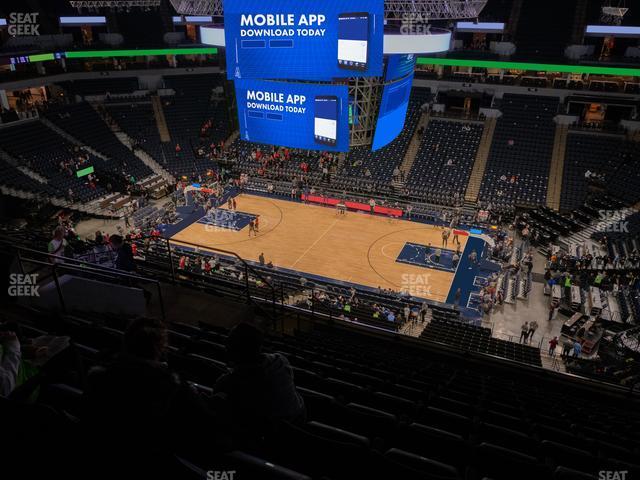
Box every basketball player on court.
[248,219,256,237]
[254,216,260,233]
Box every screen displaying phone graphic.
[337,12,369,71]
[314,95,339,146]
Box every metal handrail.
[1,249,166,321]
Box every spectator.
[82,318,223,455]
[573,340,582,358]
[110,235,136,272]
[0,328,21,397]
[548,336,558,356]
[214,322,305,441]
[48,226,67,264]
[528,320,538,342]
[468,249,478,269]
[519,322,529,344]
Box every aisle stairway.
[546,124,568,211]
[151,95,172,143]
[464,116,497,203]
[92,103,175,185]
[399,112,430,182]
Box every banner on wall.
[223,0,384,80]
[235,79,350,151]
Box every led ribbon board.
[416,57,640,77]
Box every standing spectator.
[442,229,450,248]
[110,235,135,272]
[548,336,558,356]
[454,288,462,305]
[258,252,265,266]
[519,322,530,344]
[452,252,460,269]
[528,320,538,342]
[420,301,428,322]
[406,204,413,220]
[573,340,582,358]
[0,328,21,397]
[393,166,401,181]
[48,226,68,264]
[403,304,411,322]
[468,249,478,269]
[452,230,460,246]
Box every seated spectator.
[82,318,226,455]
[213,322,305,442]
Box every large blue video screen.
[223,0,384,81]
[385,53,416,81]
[371,72,415,151]
[236,79,350,151]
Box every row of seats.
[561,134,626,211]
[6,308,639,480]
[407,120,484,206]
[421,317,542,367]
[44,102,153,181]
[479,94,559,208]
[0,120,106,202]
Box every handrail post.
[166,238,176,283]
[244,263,250,303]
[52,265,67,313]
[311,287,315,317]
[156,282,166,322]
[16,249,25,275]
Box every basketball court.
[169,194,486,303]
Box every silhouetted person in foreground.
[213,322,305,444]
[83,318,228,473]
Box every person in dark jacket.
[213,322,305,442]
[110,234,136,272]
[82,318,228,467]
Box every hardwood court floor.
[170,194,469,302]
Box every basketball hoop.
[600,6,629,25]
